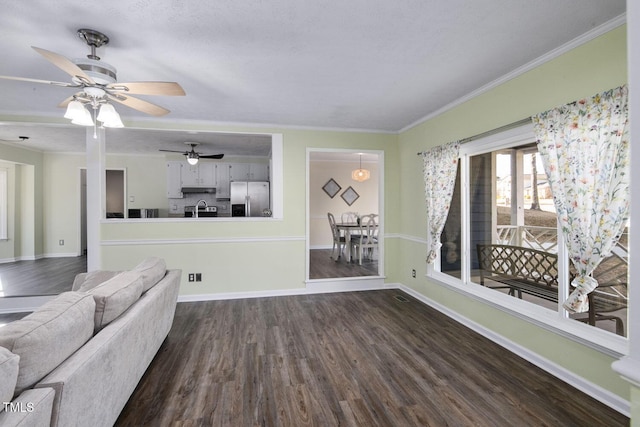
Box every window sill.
[427,270,628,358]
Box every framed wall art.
[341,186,359,206]
[322,178,341,198]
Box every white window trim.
[426,123,628,357]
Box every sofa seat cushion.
[0,346,19,411]
[0,292,95,395]
[133,257,167,292]
[89,271,144,331]
[73,270,121,292]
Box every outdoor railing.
[496,225,559,253]
[496,225,629,262]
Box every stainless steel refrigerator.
[230,181,270,217]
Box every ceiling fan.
[160,142,224,165]
[0,28,185,120]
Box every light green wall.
[43,153,83,256]
[113,154,167,215]
[41,152,170,256]
[0,145,44,259]
[99,127,399,296]
[0,162,16,261]
[396,26,629,401]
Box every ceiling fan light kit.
[67,101,94,126]
[0,27,185,134]
[96,103,124,128]
[186,152,199,165]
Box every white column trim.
[85,127,105,271]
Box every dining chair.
[327,212,346,261]
[341,211,359,224]
[350,215,378,265]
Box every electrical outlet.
[411,269,416,278]
[195,273,202,282]
[59,239,64,246]
[188,273,195,282]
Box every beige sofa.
[0,257,181,427]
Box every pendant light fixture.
[352,153,370,182]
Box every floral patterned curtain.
[533,85,630,313]
[422,141,460,263]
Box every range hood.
[181,187,216,194]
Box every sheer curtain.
[533,85,630,313]
[421,141,460,263]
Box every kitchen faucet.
[195,199,207,218]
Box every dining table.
[336,221,378,262]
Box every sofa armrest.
[36,270,181,427]
[0,388,55,427]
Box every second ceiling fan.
[160,142,224,165]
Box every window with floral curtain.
[532,85,630,314]
[421,141,460,263]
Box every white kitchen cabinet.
[229,163,250,181]
[249,163,269,181]
[216,163,231,198]
[181,162,216,187]
[166,161,183,198]
[229,162,270,181]
[181,164,199,186]
[198,163,216,186]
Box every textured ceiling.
[0,0,626,155]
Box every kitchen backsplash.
[168,194,231,216]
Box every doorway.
[307,149,384,285]
[79,168,126,256]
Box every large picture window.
[431,124,629,340]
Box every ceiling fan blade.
[0,75,75,87]
[106,81,185,96]
[31,46,95,85]
[159,149,188,154]
[199,154,225,159]
[57,95,76,108]
[107,93,170,116]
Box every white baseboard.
[178,277,386,302]
[42,252,79,258]
[394,283,630,417]
[309,245,332,250]
[0,254,60,263]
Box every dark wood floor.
[117,290,628,427]
[309,249,378,279]
[0,256,86,297]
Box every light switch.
[129,196,135,203]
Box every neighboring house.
[0,19,638,424]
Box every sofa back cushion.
[133,257,167,292]
[0,292,95,395]
[89,271,144,331]
[73,270,121,292]
[0,346,19,411]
